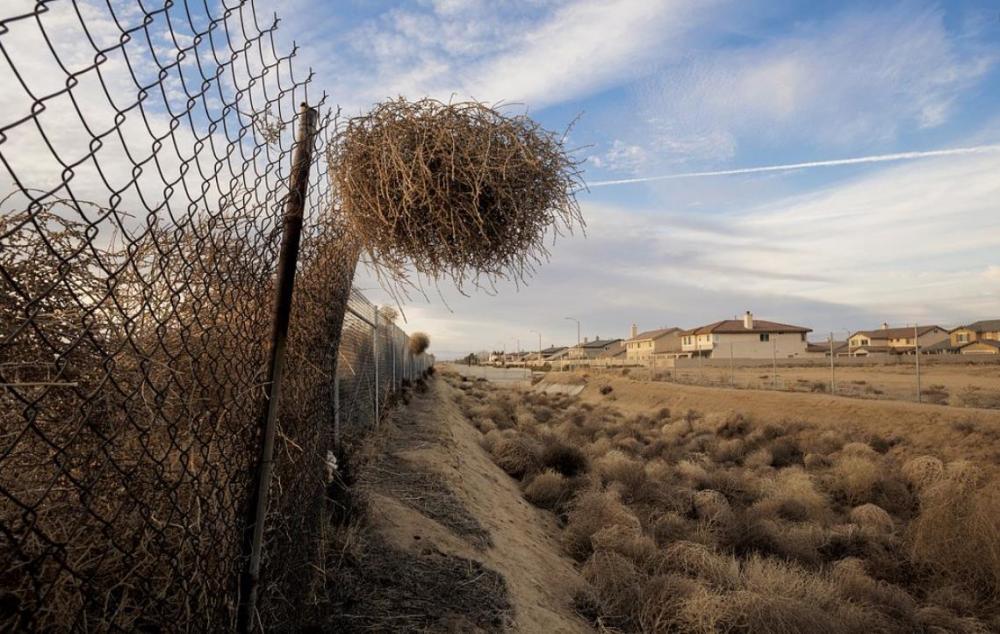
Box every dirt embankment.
[550,373,1000,470]
[328,377,590,633]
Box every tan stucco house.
[624,325,682,363]
[958,339,1000,355]
[680,312,811,359]
[847,323,949,355]
[566,336,623,360]
[950,320,1000,347]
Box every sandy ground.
[368,377,591,633]
[444,363,534,388]
[582,361,1000,407]
[540,372,1000,471]
[665,362,1000,403]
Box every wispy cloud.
[588,144,1000,187]
[285,0,722,113]
[636,4,996,162]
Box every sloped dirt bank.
[323,377,590,633]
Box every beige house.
[847,323,949,355]
[950,320,1000,348]
[624,325,682,363]
[958,339,1000,355]
[566,336,622,360]
[680,312,811,359]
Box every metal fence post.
[238,103,318,633]
[373,309,380,425]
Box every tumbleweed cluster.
[329,98,584,288]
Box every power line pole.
[915,323,922,403]
[829,331,835,393]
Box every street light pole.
[564,316,581,346]
[914,323,922,403]
[829,332,835,393]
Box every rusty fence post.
[238,103,319,632]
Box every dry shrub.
[692,490,732,524]
[408,331,430,355]
[712,438,746,463]
[849,503,894,535]
[563,490,641,561]
[523,470,570,510]
[637,574,701,633]
[580,551,643,630]
[758,468,828,522]
[831,558,917,625]
[539,440,588,477]
[590,525,660,568]
[652,512,692,546]
[910,471,1000,600]
[829,455,880,504]
[803,453,831,470]
[675,587,846,634]
[674,460,710,487]
[662,541,740,588]
[595,450,646,493]
[915,606,991,634]
[330,98,582,287]
[491,435,541,479]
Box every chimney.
[630,323,638,339]
[881,322,889,330]
[743,310,754,329]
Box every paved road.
[442,363,533,388]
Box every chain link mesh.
[0,1,433,630]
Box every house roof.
[627,327,680,343]
[683,319,811,335]
[806,340,846,353]
[575,337,622,349]
[854,325,943,340]
[956,319,1000,333]
[596,341,626,358]
[540,346,567,355]
[923,339,957,353]
[959,339,1000,350]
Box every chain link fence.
[0,1,432,630]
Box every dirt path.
[363,378,591,633]
[544,373,1000,470]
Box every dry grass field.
[446,368,1000,633]
[603,361,1000,408]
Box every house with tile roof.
[566,336,622,360]
[958,339,1000,355]
[680,311,811,359]
[949,319,1000,348]
[847,323,949,356]
[624,324,682,363]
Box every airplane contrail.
[586,144,1000,188]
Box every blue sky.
[5,0,996,360]
[268,0,1000,358]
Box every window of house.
[759,333,770,342]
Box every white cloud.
[364,148,1000,355]
[285,0,720,114]
[638,5,996,161]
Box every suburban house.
[846,324,949,355]
[679,312,811,359]
[950,320,1000,347]
[958,339,1000,355]
[566,336,623,359]
[624,324,682,363]
[539,345,567,360]
[805,340,848,357]
[596,340,626,361]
